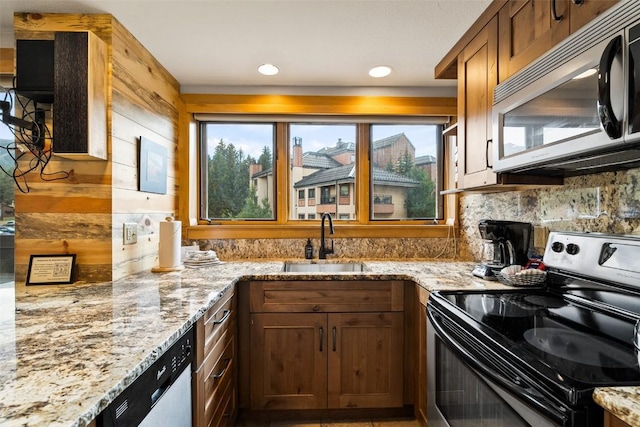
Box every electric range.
[427,232,640,427]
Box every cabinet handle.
[212,309,231,325]
[332,326,337,352]
[552,0,563,21]
[211,358,231,380]
[485,139,493,169]
[319,326,323,352]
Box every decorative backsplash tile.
[196,237,458,261]
[460,169,640,261]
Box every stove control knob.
[566,243,580,255]
[551,242,564,253]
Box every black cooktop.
[430,287,640,400]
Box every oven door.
[426,305,567,427]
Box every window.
[290,124,356,221]
[198,120,444,225]
[370,124,442,220]
[200,123,275,220]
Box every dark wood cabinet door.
[250,313,327,410]
[327,312,404,408]
[498,0,570,82]
[458,16,499,188]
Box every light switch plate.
[123,223,137,245]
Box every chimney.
[293,136,303,167]
[249,163,262,177]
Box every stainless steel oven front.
[426,308,563,427]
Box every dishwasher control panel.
[99,326,195,427]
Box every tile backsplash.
[197,236,458,261]
[459,168,640,262]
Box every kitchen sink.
[283,261,366,272]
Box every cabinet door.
[327,312,403,408]
[250,313,327,410]
[458,16,498,189]
[569,0,618,33]
[498,0,570,82]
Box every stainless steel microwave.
[492,0,640,176]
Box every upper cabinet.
[458,17,499,188]
[499,0,618,82]
[437,0,618,191]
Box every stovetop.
[434,288,640,385]
[428,232,640,407]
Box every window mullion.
[276,122,289,224]
[356,123,371,224]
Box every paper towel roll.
[158,218,181,268]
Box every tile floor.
[236,418,419,426]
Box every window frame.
[179,94,458,240]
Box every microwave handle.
[597,35,623,139]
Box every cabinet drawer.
[195,289,236,368]
[250,280,404,313]
[196,321,236,427]
[210,372,236,427]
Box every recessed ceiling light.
[258,63,279,76]
[369,65,393,78]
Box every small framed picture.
[26,254,76,286]
[139,136,168,194]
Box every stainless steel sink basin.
[283,261,366,272]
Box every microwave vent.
[512,148,640,176]
[494,0,640,105]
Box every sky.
[205,123,440,160]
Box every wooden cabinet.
[250,312,327,409]
[604,410,633,427]
[415,285,429,426]
[498,0,618,82]
[193,288,238,427]
[570,0,619,35]
[248,281,404,411]
[458,16,499,189]
[53,31,108,160]
[498,0,570,82]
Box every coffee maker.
[472,219,533,280]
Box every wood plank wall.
[12,13,180,285]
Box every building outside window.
[370,125,442,220]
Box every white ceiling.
[0,0,492,93]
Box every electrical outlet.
[123,223,137,245]
[533,226,549,249]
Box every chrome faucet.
[319,212,334,259]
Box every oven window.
[436,341,529,426]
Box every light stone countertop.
[0,260,635,426]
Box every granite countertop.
[594,387,640,426]
[0,260,636,426]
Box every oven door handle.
[427,308,569,424]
